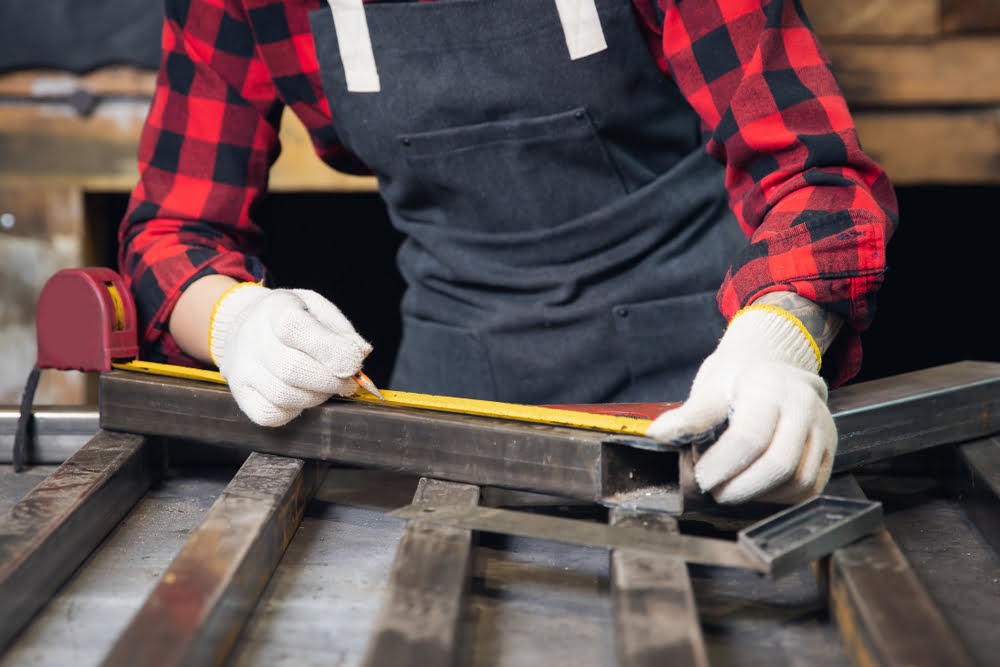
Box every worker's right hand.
[209,283,372,427]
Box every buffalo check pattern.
[120,0,898,384]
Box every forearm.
[123,0,280,365]
[750,291,844,356]
[167,274,241,365]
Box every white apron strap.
[553,0,608,60]
[326,0,381,93]
[325,0,608,93]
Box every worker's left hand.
[645,306,836,504]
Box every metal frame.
[100,452,321,666]
[830,360,1000,471]
[93,361,1000,517]
[609,508,708,667]
[954,435,1000,555]
[362,478,480,666]
[823,475,976,667]
[4,361,1000,663]
[0,430,156,650]
[97,370,685,511]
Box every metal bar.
[391,503,764,572]
[830,360,1000,471]
[0,406,99,464]
[100,452,321,667]
[609,508,708,667]
[96,361,1000,511]
[0,430,155,651]
[98,371,680,506]
[824,475,976,667]
[395,495,880,576]
[738,496,882,577]
[363,478,480,667]
[955,435,1000,555]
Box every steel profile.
[0,430,155,650]
[100,452,321,667]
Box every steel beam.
[955,435,1000,555]
[97,361,1000,513]
[98,371,681,509]
[823,476,976,667]
[363,478,480,667]
[0,406,98,464]
[609,508,708,667]
[100,452,321,667]
[0,430,155,650]
[830,360,1000,471]
[391,503,764,571]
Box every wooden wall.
[1,0,998,403]
[0,69,375,403]
[804,0,1000,185]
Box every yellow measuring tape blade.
[114,360,228,384]
[106,283,126,330]
[111,360,653,435]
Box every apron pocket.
[390,317,497,400]
[400,107,627,233]
[612,290,726,402]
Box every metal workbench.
[1,362,998,666]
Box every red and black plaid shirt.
[120,0,898,385]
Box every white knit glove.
[645,305,836,504]
[209,283,372,427]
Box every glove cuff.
[722,305,821,374]
[209,282,269,368]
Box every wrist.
[723,305,821,373]
[168,274,242,363]
[208,282,269,367]
[748,291,844,356]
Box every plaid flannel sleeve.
[638,0,899,384]
[118,0,283,366]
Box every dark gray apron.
[308,0,745,403]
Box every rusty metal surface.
[0,462,996,666]
[738,496,883,578]
[391,503,765,572]
[0,430,155,651]
[0,466,232,666]
[878,484,1000,666]
[956,436,1000,556]
[363,478,480,667]
[609,508,708,667]
[100,453,321,667]
[3,361,1000,665]
[830,360,1000,471]
[97,371,682,506]
[0,464,52,514]
[825,475,977,667]
[830,531,977,667]
[3,360,996,499]
[97,361,1000,509]
[228,469,412,667]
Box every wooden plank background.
[0,0,995,189]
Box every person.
[118,0,897,505]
